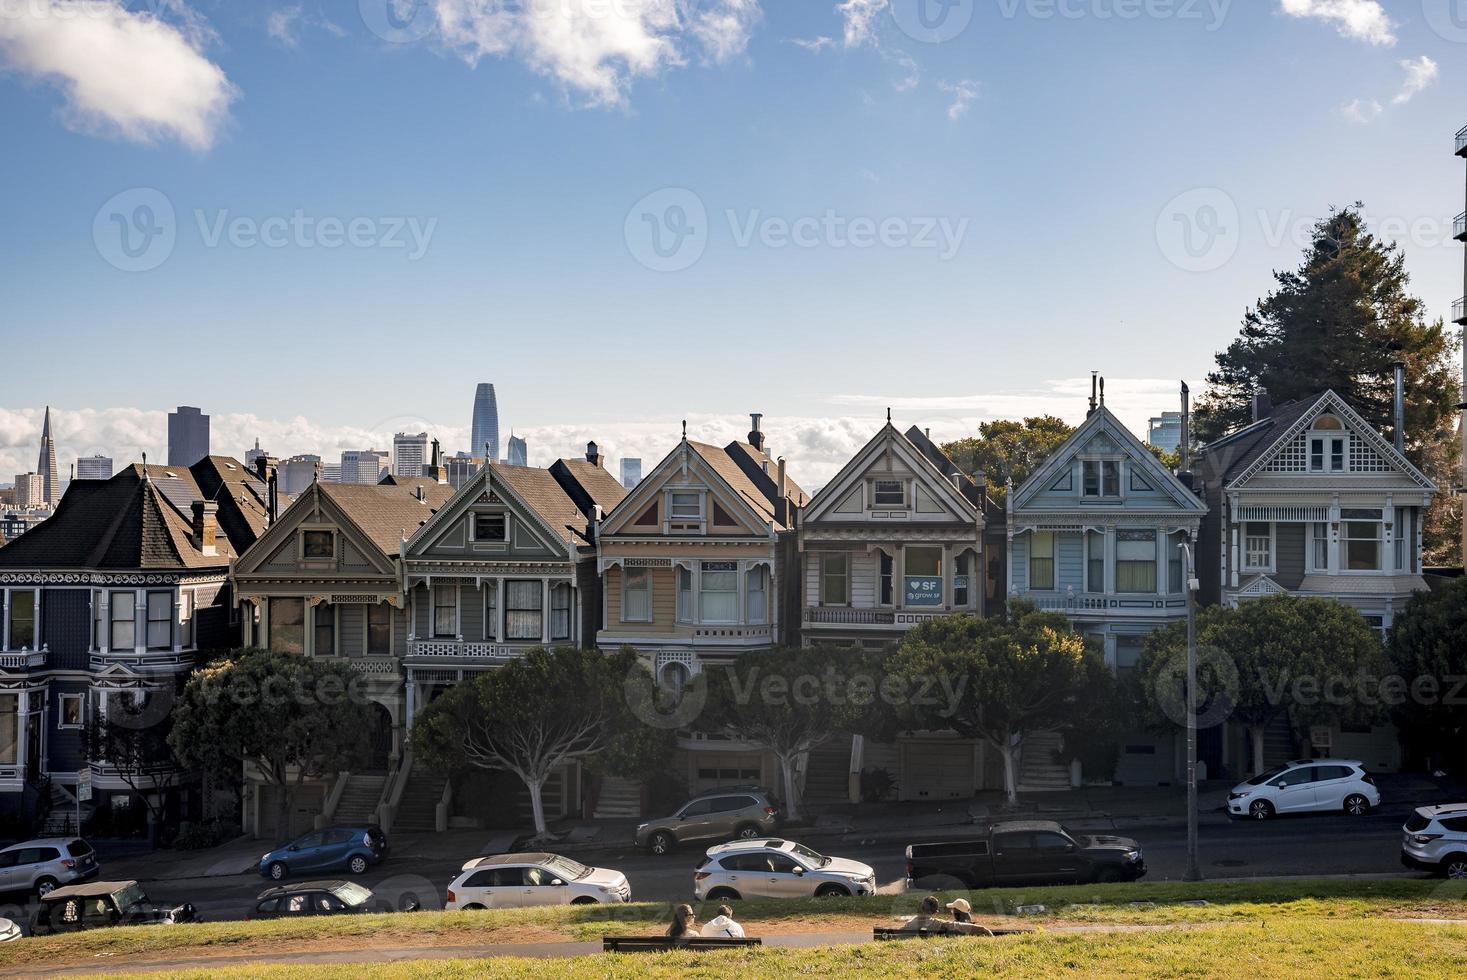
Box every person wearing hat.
[944,898,994,937]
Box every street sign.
[903,577,943,607]
[77,769,92,803]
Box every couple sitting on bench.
[668,903,746,939]
[897,896,994,936]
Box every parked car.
[0,838,100,896]
[1400,804,1467,879]
[1227,759,1380,820]
[446,853,630,910]
[904,821,1146,889]
[248,880,404,919]
[258,826,388,881]
[635,788,781,855]
[29,880,199,936]
[695,838,877,901]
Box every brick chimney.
[191,500,219,556]
[748,413,765,452]
[585,441,604,467]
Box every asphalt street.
[0,804,1429,925]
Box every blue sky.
[0,1,1463,488]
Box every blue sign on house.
[904,577,943,607]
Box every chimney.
[776,456,790,526]
[1088,372,1098,416]
[191,500,218,556]
[748,413,764,452]
[971,469,986,493]
[1251,388,1273,423]
[585,441,604,467]
[254,454,279,522]
[1393,360,1406,453]
[591,503,604,543]
[1180,381,1192,474]
[777,456,787,499]
[415,485,425,503]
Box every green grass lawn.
[4,878,1462,974]
[91,921,1467,980]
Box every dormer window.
[1309,415,1348,473]
[474,513,509,542]
[670,492,702,520]
[872,479,906,508]
[302,530,334,559]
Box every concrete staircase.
[333,773,387,826]
[593,776,642,819]
[1017,731,1071,793]
[42,782,91,837]
[803,737,853,806]
[1262,715,1297,769]
[393,771,448,833]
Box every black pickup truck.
[905,820,1147,889]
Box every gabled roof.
[600,438,780,538]
[1012,406,1206,514]
[316,482,454,556]
[903,426,992,509]
[687,441,799,530]
[190,455,272,546]
[551,458,630,516]
[1195,394,1327,484]
[724,441,810,514]
[0,463,249,571]
[803,423,981,525]
[492,464,593,548]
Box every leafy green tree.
[83,689,180,837]
[942,416,1076,505]
[1387,577,1467,771]
[1137,596,1388,776]
[887,604,1095,804]
[1193,205,1460,560]
[411,646,636,836]
[169,649,372,840]
[702,646,893,822]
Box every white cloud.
[267,6,303,47]
[0,0,236,151]
[890,50,918,92]
[789,35,836,54]
[938,78,978,120]
[1340,97,1383,124]
[1278,0,1395,46]
[837,0,887,48]
[431,0,760,107]
[1391,55,1438,105]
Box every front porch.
[800,537,981,644]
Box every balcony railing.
[1456,212,1467,241]
[0,646,46,670]
[1020,591,1188,615]
[1457,125,1467,154]
[406,639,531,662]
[1454,297,1467,325]
[806,607,896,626]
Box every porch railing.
[804,607,896,626]
[406,640,531,661]
[0,646,45,670]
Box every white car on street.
[694,838,877,901]
[446,852,630,910]
[1227,759,1380,820]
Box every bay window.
[268,597,304,655]
[700,562,739,623]
[179,591,194,648]
[677,567,693,623]
[110,591,136,651]
[745,566,768,624]
[1311,523,1330,570]
[879,552,894,605]
[1169,534,1184,593]
[314,604,336,657]
[1244,523,1272,570]
[622,568,651,622]
[954,554,970,607]
[1343,514,1382,571]
[0,694,17,765]
[1393,508,1407,571]
[367,601,391,655]
[1087,531,1104,592]
[433,584,457,638]
[821,553,849,606]
[551,583,572,641]
[146,591,172,650]
[1030,532,1055,591]
[1116,530,1158,593]
[8,591,35,650]
[505,581,543,640]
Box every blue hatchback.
[258,826,388,881]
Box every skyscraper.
[75,455,113,481]
[506,434,528,466]
[620,458,642,489]
[278,454,323,495]
[168,406,210,466]
[341,449,389,484]
[470,384,500,465]
[393,432,430,476]
[12,473,44,509]
[1147,412,1183,455]
[36,406,58,506]
[245,439,268,468]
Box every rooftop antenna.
[141,451,149,481]
[1099,376,1106,408]
[682,419,687,439]
[1088,373,1098,416]
[887,407,892,424]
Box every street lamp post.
[1179,540,1203,882]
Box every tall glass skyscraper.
[471,383,499,463]
[506,435,527,466]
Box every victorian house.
[1007,394,1206,787]
[794,421,998,805]
[594,418,806,800]
[1194,389,1437,773]
[0,458,265,831]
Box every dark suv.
[635,788,781,856]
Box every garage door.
[690,752,766,795]
[900,741,975,801]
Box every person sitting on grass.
[700,905,746,939]
[667,903,697,939]
[899,895,952,933]
[945,898,994,937]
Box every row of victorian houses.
[0,384,1442,837]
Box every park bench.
[874,925,1027,941]
[602,935,763,953]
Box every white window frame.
[1309,522,1331,572]
[145,590,173,651]
[1029,531,1056,591]
[432,582,459,638]
[1341,518,1383,573]
[1081,459,1123,499]
[300,528,336,560]
[699,561,740,625]
[473,512,510,543]
[621,567,652,623]
[109,590,135,651]
[745,565,769,624]
[550,583,573,641]
[871,479,907,508]
[669,492,703,520]
[1242,522,1275,572]
[58,692,84,730]
[821,553,850,606]
[1115,529,1158,594]
[179,589,194,649]
[676,566,694,623]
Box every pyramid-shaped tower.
[37,406,59,507]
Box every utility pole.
[1179,540,1203,882]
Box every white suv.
[694,839,876,901]
[1401,804,1467,879]
[446,852,630,910]
[1228,759,1380,820]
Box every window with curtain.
[268,597,304,655]
[622,568,651,622]
[146,591,172,650]
[111,592,136,651]
[8,591,35,649]
[314,604,336,656]
[1244,522,1272,569]
[1310,523,1330,570]
[700,562,738,623]
[1030,532,1055,590]
[1116,530,1158,593]
[433,584,457,638]
[505,581,543,640]
[551,584,572,640]
[0,694,17,765]
[179,591,194,648]
[367,602,391,655]
[676,566,693,622]
[1087,532,1104,592]
[745,566,768,624]
[822,553,849,605]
